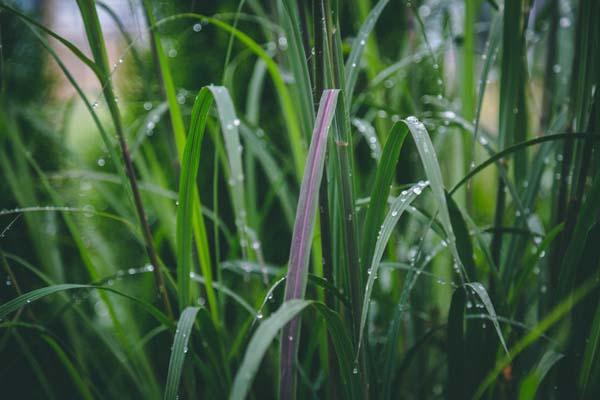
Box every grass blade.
[280,89,339,400]
[519,351,564,400]
[474,276,600,399]
[0,284,172,328]
[403,117,467,281]
[357,180,429,356]
[465,282,509,356]
[176,88,216,314]
[207,86,251,254]
[232,300,310,400]
[155,13,305,181]
[230,299,358,400]
[164,307,200,400]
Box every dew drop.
[193,23,202,32]
[553,64,562,74]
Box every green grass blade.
[465,282,509,356]
[0,284,172,328]
[176,88,217,315]
[231,299,311,400]
[280,89,339,400]
[344,0,390,102]
[357,180,428,357]
[403,117,467,281]
[155,13,305,181]
[164,307,200,400]
[207,86,251,254]
[519,351,564,400]
[230,299,358,400]
[450,133,600,195]
[474,276,600,399]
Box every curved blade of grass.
[450,132,600,195]
[465,282,509,356]
[164,306,200,400]
[230,300,359,400]
[207,86,250,253]
[0,284,172,328]
[357,180,429,356]
[231,300,310,400]
[403,117,467,281]
[155,13,305,181]
[280,89,339,400]
[519,351,564,400]
[473,275,600,399]
[344,0,390,102]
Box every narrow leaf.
[465,282,509,356]
[280,89,339,400]
[357,180,429,355]
[344,0,390,101]
[164,307,200,400]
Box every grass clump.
[0,0,599,399]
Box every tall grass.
[1,0,599,399]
